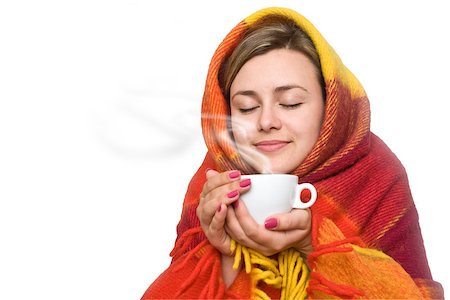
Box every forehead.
[230,49,318,92]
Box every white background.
[0,1,448,299]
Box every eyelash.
[238,103,301,113]
[280,103,302,109]
[239,107,258,113]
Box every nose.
[257,106,282,132]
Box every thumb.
[205,168,219,179]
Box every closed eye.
[239,106,259,113]
[280,103,302,109]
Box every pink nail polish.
[264,218,277,229]
[227,190,239,198]
[239,178,251,188]
[229,170,241,179]
[233,200,239,209]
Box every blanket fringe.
[307,236,365,298]
[174,241,224,299]
[170,226,203,260]
[232,240,310,300]
[171,227,226,299]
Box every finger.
[226,202,270,251]
[229,203,313,256]
[211,203,226,228]
[264,208,311,231]
[205,169,220,179]
[295,233,313,256]
[225,204,248,244]
[263,209,312,253]
[205,184,242,207]
[201,169,242,197]
[229,206,311,256]
[209,203,232,255]
[198,170,240,224]
[201,170,251,209]
[234,202,307,252]
[198,189,239,225]
[233,199,263,239]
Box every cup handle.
[293,183,317,209]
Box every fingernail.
[264,218,277,229]
[227,190,239,198]
[233,200,239,209]
[205,168,212,174]
[217,204,222,212]
[229,170,241,179]
[239,178,251,188]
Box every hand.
[225,200,312,257]
[196,169,251,255]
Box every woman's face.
[230,49,325,174]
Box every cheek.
[286,110,323,140]
[313,108,325,136]
[302,104,325,133]
[230,117,255,144]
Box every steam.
[94,87,274,173]
[94,90,201,158]
[202,113,273,174]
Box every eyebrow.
[231,84,309,101]
[274,84,309,93]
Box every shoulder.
[365,132,407,179]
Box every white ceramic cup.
[239,174,317,224]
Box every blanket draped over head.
[142,7,444,299]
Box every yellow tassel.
[233,242,242,270]
[230,239,237,253]
[243,246,252,273]
[232,241,310,300]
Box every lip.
[254,140,290,152]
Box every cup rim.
[241,173,297,177]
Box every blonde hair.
[220,15,325,101]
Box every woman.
[142,7,443,299]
